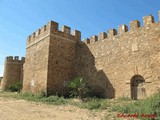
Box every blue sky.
[0,0,160,76]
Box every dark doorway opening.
[131,75,146,100]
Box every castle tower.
[1,56,25,90]
[23,21,81,95]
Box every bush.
[7,81,22,92]
[68,77,93,99]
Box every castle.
[1,11,160,100]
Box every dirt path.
[0,97,108,120]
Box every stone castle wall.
[1,56,25,90]
[76,14,160,98]
[20,11,160,99]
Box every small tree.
[68,77,92,99]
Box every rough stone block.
[130,20,140,30]
[143,15,154,26]
[118,24,128,34]
[108,28,117,38]
[83,38,90,44]
[62,25,71,34]
[98,32,107,40]
[90,35,98,44]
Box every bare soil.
[0,97,110,120]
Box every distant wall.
[1,56,25,90]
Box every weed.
[7,81,22,92]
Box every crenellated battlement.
[83,12,160,45]
[118,24,128,34]
[5,56,25,63]
[27,21,81,47]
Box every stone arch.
[131,75,146,100]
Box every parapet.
[83,11,160,45]
[27,21,81,47]
[83,38,90,44]
[118,24,128,34]
[143,15,154,26]
[108,28,117,38]
[98,32,107,40]
[72,30,81,40]
[5,56,25,64]
[90,35,98,44]
[62,25,71,34]
[130,20,140,30]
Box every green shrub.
[68,77,93,99]
[7,81,22,92]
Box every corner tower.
[1,56,25,90]
[23,21,81,95]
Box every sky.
[0,0,160,76]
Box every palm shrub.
[7,81,22,92]
[68,77,92,99]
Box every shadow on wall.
[75,42,115,98]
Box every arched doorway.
[131,75,146,100]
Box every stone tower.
[23,21,81,95]
[1,56,25,90]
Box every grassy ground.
[0,91,160,120]
[111,93,160,120]
[0,91,112,110]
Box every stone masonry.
[1,56,25,90]
[23,21,81,95]
[2,11,160,99]
[77,14,160,99]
